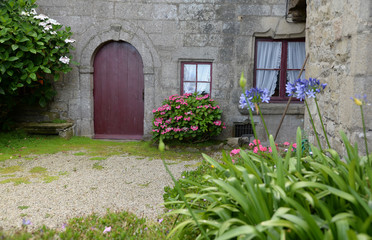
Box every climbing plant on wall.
[0,0,76,128]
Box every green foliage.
[0,131,205,162]
[0,0,76,128]
[0,210,173,239]
[152,93,226,143]
[165,129,372,239]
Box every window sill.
[238,102,304,115]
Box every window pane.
[256,70,280,96]
[287,42,306,69]
[197,83,210,94]
[183,82,196,94]
[197,64,211,82]
[184,64,196,82]
[287,70,305,84]
[256,41,282,69]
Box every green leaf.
[28,31,37,38]
[30,73,36,80]
[0,65,5,74]
[39,97,46,108]
[8,56,19,61]
[11,44,18,50]
[17,83,24,87]
[41,67,51,74]
[18,36,29,42]
[0,87,4,94]
[216,225,264,240]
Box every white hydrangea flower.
[59,56,70,64]
[50,31,57,35]
[64,39,75,43]
[30,9,37,15]
[46,18,60,25]
[34,14,48,20]
[44,25,53,31]
[21,11,29,16]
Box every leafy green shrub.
[0,0,76,128]
[152,93,225,143]
[165,130,372,239]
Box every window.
[254,38,305,101]
[181,62,212,95]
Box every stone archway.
[75,21,160,138]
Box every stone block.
[272,4,286,16]
[226,137,240,148]
[219,47,234,62]
[222,22,240,34]
[152,4,177,20]
[237,5,271,16]
[93,2,114,18]
[179,4,216,21]
[216,4,236,20]
[184,34,209,47]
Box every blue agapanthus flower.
[239,88,271,111]
[286,78,327,101]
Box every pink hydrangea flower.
[213,120,221,126]
[283,142,290,146]
[292,143,297,148]
[190,126,198,131]
[259,145,267,152]
[253,147,258,153]
[253,139,261,145]
[230,149,241,156]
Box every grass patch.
[92,162,103,170]
[0,131,210,162]
[58,171,69,176]
[43,175,59,183]
[29,166,47,174]
[0,210,173,239]
[0,177,30,185]
[0,166,22,174]
[73,152,86,156]
[138,182,151,188]
[0,174,16,178]
[18,206,29,210]
[89,157,106,161]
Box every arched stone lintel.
[79,20,161,75]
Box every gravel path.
[0,152,201,232]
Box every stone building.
[31,0,307,143]
[306,0,372,154]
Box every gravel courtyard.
[0,152,199,232]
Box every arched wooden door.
[93,41,144,140]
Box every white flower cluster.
[59,56,70,64]
[21,8,75,65]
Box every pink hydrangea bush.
[152,93,226,142]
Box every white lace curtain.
[256,41,282,96]
[287,42,306,83]
[183,64,211,94]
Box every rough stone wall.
[306,0,372,154]
[33,0,305,141]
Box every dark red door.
[93,41,144,140]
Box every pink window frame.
[180,62,213,95]
[254,38,305,102]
